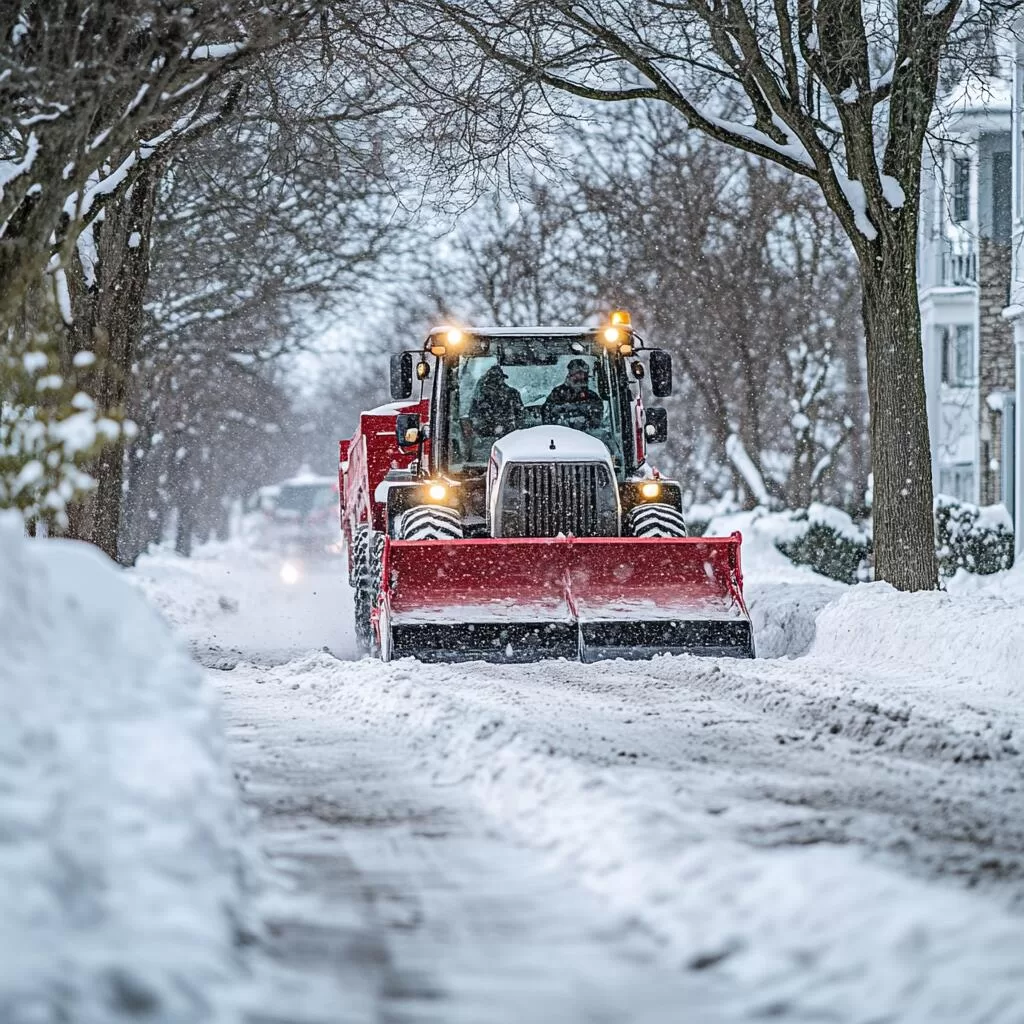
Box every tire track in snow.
[277,651,1024,1024]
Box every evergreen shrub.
[934,496,1014,578]
[775,504,870,584]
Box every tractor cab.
[387,313,678,538]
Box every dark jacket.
[469,372,524,437]
[542,383,603,429]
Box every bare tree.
[412,108,865,511]
[570,108,865,509]
[395,0,1015,588]
[113,55,409,561]
[0,1,302,319]
[421,188,593,324]
[0,1,319,541]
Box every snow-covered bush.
[0,518,245,1023]
[1,317,133,530]
[774,503,870,584]
[934,496,1014,578]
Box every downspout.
[1013,37,1024,554]
[1013,29,1024,555]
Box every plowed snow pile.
[0,520,244,1024]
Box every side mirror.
[390,352,413,400]
[650,350,672,397]
[396,412,421,448]
[645,406,668,444]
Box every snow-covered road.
[136,545,1024,1023]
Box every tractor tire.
[628,502,688,538]
[396,505,464,541]
[346,526,360,587]
[351,526,374,655]
[368,531,386,659]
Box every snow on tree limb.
[726,434,772,507]
[0,131,39,203]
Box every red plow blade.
[378,533,753,662]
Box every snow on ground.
[813,578,1024,703]
[125,535,1024,1022]
[707,509,845,658]
[0,519,245,1024]
[267,630,1024,1022]
[130,541,356,666]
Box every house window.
[939,324,975,386]
[992,151,1012,245]
[952,157,970,223]
[939,463,975,502]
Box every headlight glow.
[428,483,448,501]
[603,326,622,345]
[445,328,465,346]
[640,481,661,499]
[280,561,301,585]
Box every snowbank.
[707,509,846,657]
[745,579,844,658]
[0,520,245,1023]
[812,577,1024,699]
[948,559,1024,600]
[706,508,832,582]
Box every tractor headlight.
[640,481,661,500]
[427,483,448,502]
[280,560,301,585]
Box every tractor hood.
[490,425,610,464]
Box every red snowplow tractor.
[338,313,754,662]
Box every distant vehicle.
[337,310,754,663]
[250,470,339,557]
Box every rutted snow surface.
[134,542,1024,1022]
[254,645,1024,1022]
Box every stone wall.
[977,237,1015,505]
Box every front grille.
[517,462,606,537]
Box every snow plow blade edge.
[378,533,753,662]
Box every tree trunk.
[844,322,871,518]
[859,232,938,591]
[787,425,815,510]
[63,165,159,562]
[175,500,195,557]
[120,428,166,564]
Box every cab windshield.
[444,336,626,474]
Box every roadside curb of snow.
[0,522,252,1024]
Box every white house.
[919,49,1016,517]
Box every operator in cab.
[542,358,603,431]
[460,364,525,459]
